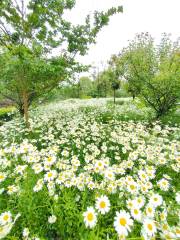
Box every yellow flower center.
[48,173,53,177]
[119,217,127,226]
[99,201,106,209]
[154,197,158,201]
[87,213,94,221]
[147,223,153,231]
[3,215,9,221]
[0,175,4,179]
[148,208,152,213]
[130,185,135,190]
[134,209,139,215]
[162,224,168,230]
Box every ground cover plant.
[0,99,179,239]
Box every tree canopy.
[0,0,123,126]
[110,33,180,117]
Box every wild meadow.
[0,98,179,239]
[0,1,180,239]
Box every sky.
[64,0,180,72]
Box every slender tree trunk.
[104,83,107,97]
[18,104,25,116]
[113,89,116,104]
[22,91,30,128]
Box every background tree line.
[58,32,180,118]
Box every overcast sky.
[64,0,180,72]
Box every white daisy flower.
[157,178,170,191]
[95,195,110,214]
[143,218,157,237]
[23,227,30,237]
[149,194,163,208]
[0,173,6,183]
[127,181,139,194]
[83,207,97,228]
[131,207,142,222]
[135,196,145,208]
[145,204,155,218]
[114,210,133,236]
[173,226,180,238]
[159,210,167,222]
[0,211,12,226]
[7,185,19,195]
[48,215,57,224]
[138,170,149,182]
[32,163,43,174]
[44,155,56,166]
[44,170,57,182]
[104,169,115,181]
[0,213,20,239]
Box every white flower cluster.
[0,99,179,238]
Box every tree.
[0,0,123,126]
[96,70,112,97]
[104,67,121,103]
[111,33,180,117]
[79,76,93,97]
[0,52,74,125]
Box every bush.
[115,89,130,98]
[0,106,15,122]
[80,95,92,99]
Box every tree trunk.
[104,83,107,98]
[113,89,116,104]
[19,105,25,116]
[22,91,30,128]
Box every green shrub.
[115,89,130,98]
[80,95,92,100]
[0,106,15,121]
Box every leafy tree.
[79,76,93,97]
[111,81,120,104]
[91,67,120,98]
[0,0,123,126]
[96,70,112,97]
[111,33,180,117]
[104,67,121,103]
[0,51,76,122]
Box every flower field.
[0,99,180,239]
